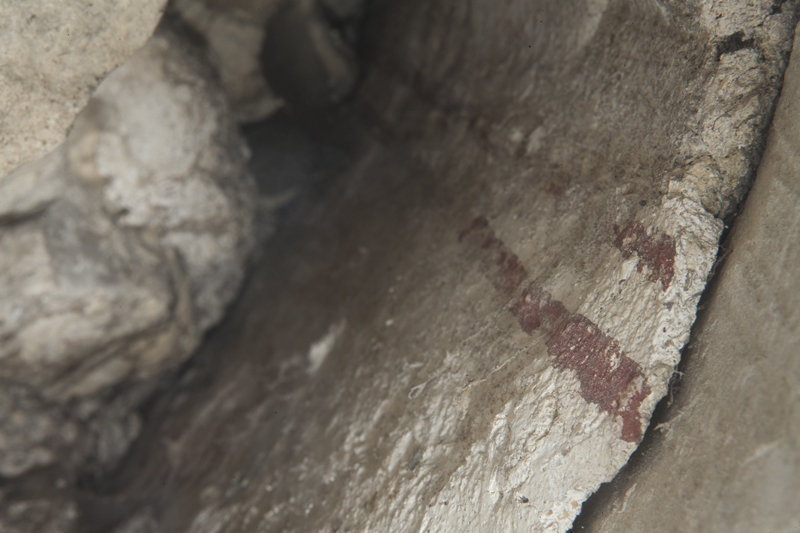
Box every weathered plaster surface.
[70,1,797,533]
[573,18,800,532]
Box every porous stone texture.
[682,0,799,218]
[573,20,800,533]
[0,0,167,181]
[0,22,258,492]
[0,381,78,478]
[91,2,797,533]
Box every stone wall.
[1,1,797,532]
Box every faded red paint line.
[614,221,676,291]
[460,217,652,443]
[459,216,528,296]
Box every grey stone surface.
[0,381,78,478]
[110,509,159,533]
[0,496,78,533]
[0,0,167,181]
[0,23,258,488]
[573,20,800,533]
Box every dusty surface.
[0,0,166,180]
[1,0,794,532]
[573,21,800,533]
[70,2,798,532]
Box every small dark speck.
[407,448,424,471]
[518,495,529,503]
[716,31,755,60]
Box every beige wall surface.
[574,22,800,533]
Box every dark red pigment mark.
[459,217,652,442]
[614,222,676,291]
[546,316,652,442]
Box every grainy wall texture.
[76,1,796,533]
[573,21,800,533]
[1,1,798,533]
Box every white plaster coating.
[700,0,774,38]
[308,320,347,374]
[683,0,796,216]
[581,181,724,416]
[398,181,720,533]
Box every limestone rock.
[0,24,258,480]
[0,381,78,478]
[171,0,285,122]
[70,26,259,334]
[0,0,167,181]
[172,0,363,121]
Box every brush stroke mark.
[614,221,676,291]
[460,216,651,442]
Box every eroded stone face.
[0,24,258,487]
[0,26,256,402]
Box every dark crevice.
[72,98,370,533]
[771,0,791,16]
[715,30,755,60]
